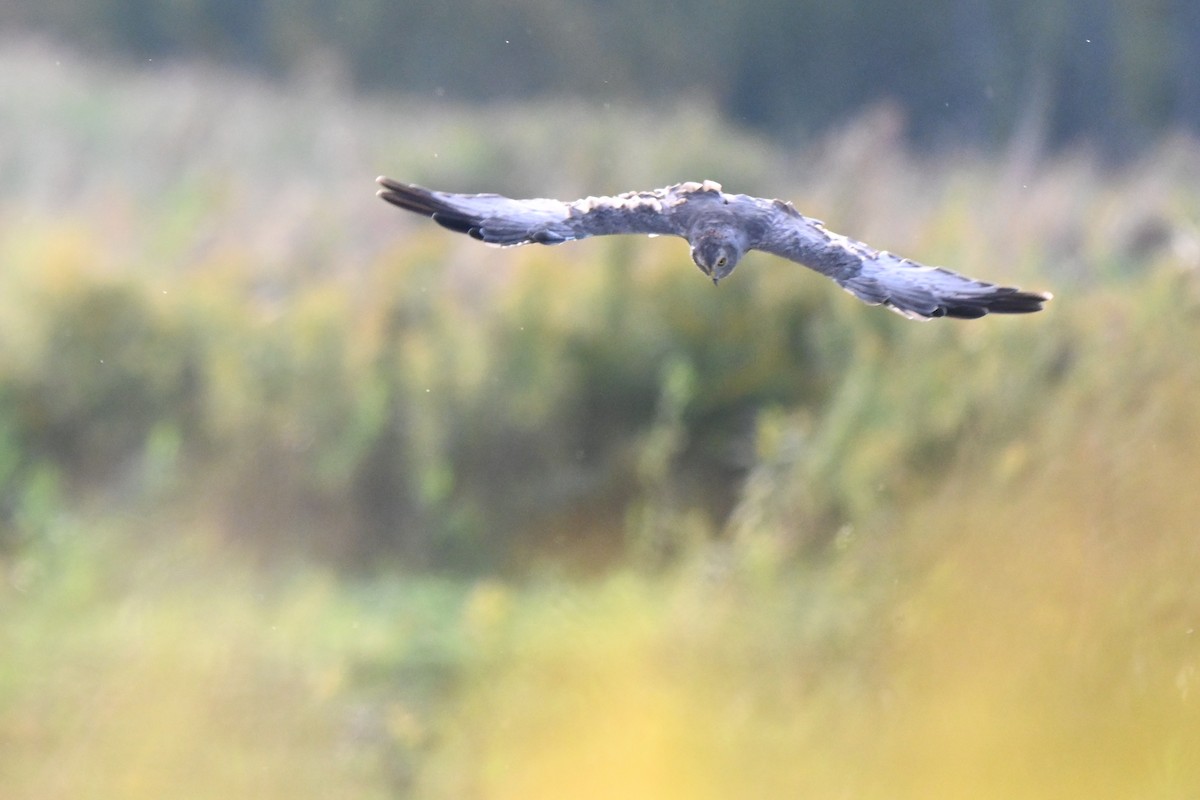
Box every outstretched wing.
[376,177,686,246]
[754,201,1051,319]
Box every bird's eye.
[716,256,728,268]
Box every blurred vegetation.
[3,42,1200,798]
[5,0,1200,150]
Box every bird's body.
[376,177,1051,320]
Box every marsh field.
[2,40,1200,799]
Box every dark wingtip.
[377,188,426,214]
[989,289,1053,314]
[375,176,444,218]
[376,176,491,240]
[943,288,1053,319]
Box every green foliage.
[3,45,1199,570]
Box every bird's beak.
[712,276,720,286]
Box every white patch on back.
[570,191,665,215]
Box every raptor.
[377,177,1050,320]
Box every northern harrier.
[376,177,1050,320]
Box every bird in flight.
[376,177,1050,320]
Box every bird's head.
[690,233,744,284]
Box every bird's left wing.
[376,178,686,246]
[753,199,1051,319]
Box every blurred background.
[2,2,1199,798]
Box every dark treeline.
[6,0,1200,150]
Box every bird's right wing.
[755,200,1051,320]
[376,178,686,246]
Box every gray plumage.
[376,177,1051,320]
